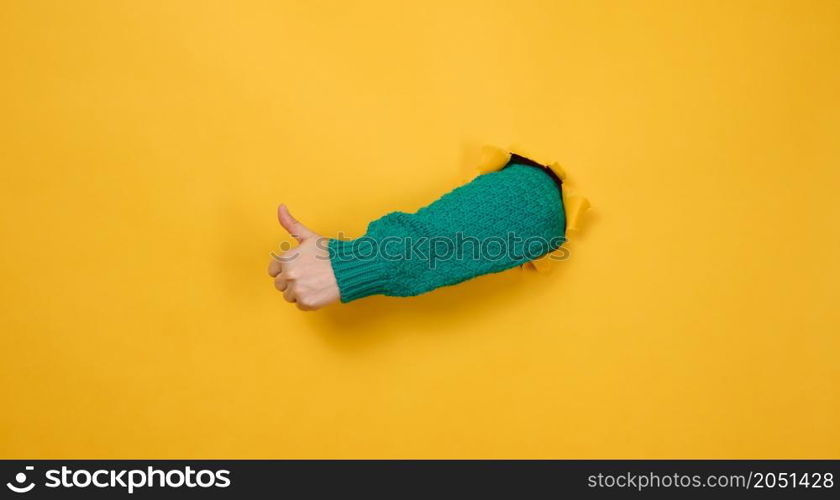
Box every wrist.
[328,238,394,302]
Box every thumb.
[277,204,316,243]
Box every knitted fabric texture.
[329,163,566,302]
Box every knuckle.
[297,299,316,311]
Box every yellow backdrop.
[1,0,838,458]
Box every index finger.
[267,257,283,277]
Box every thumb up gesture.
[267,204,340,311]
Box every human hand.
[267,204,340,311]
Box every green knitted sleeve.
[328,164,566,302]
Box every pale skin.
[267,204,341,311]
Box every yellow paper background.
[1,0,838,458]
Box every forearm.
[329,164,566,302]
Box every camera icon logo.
[6,466,35,494]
